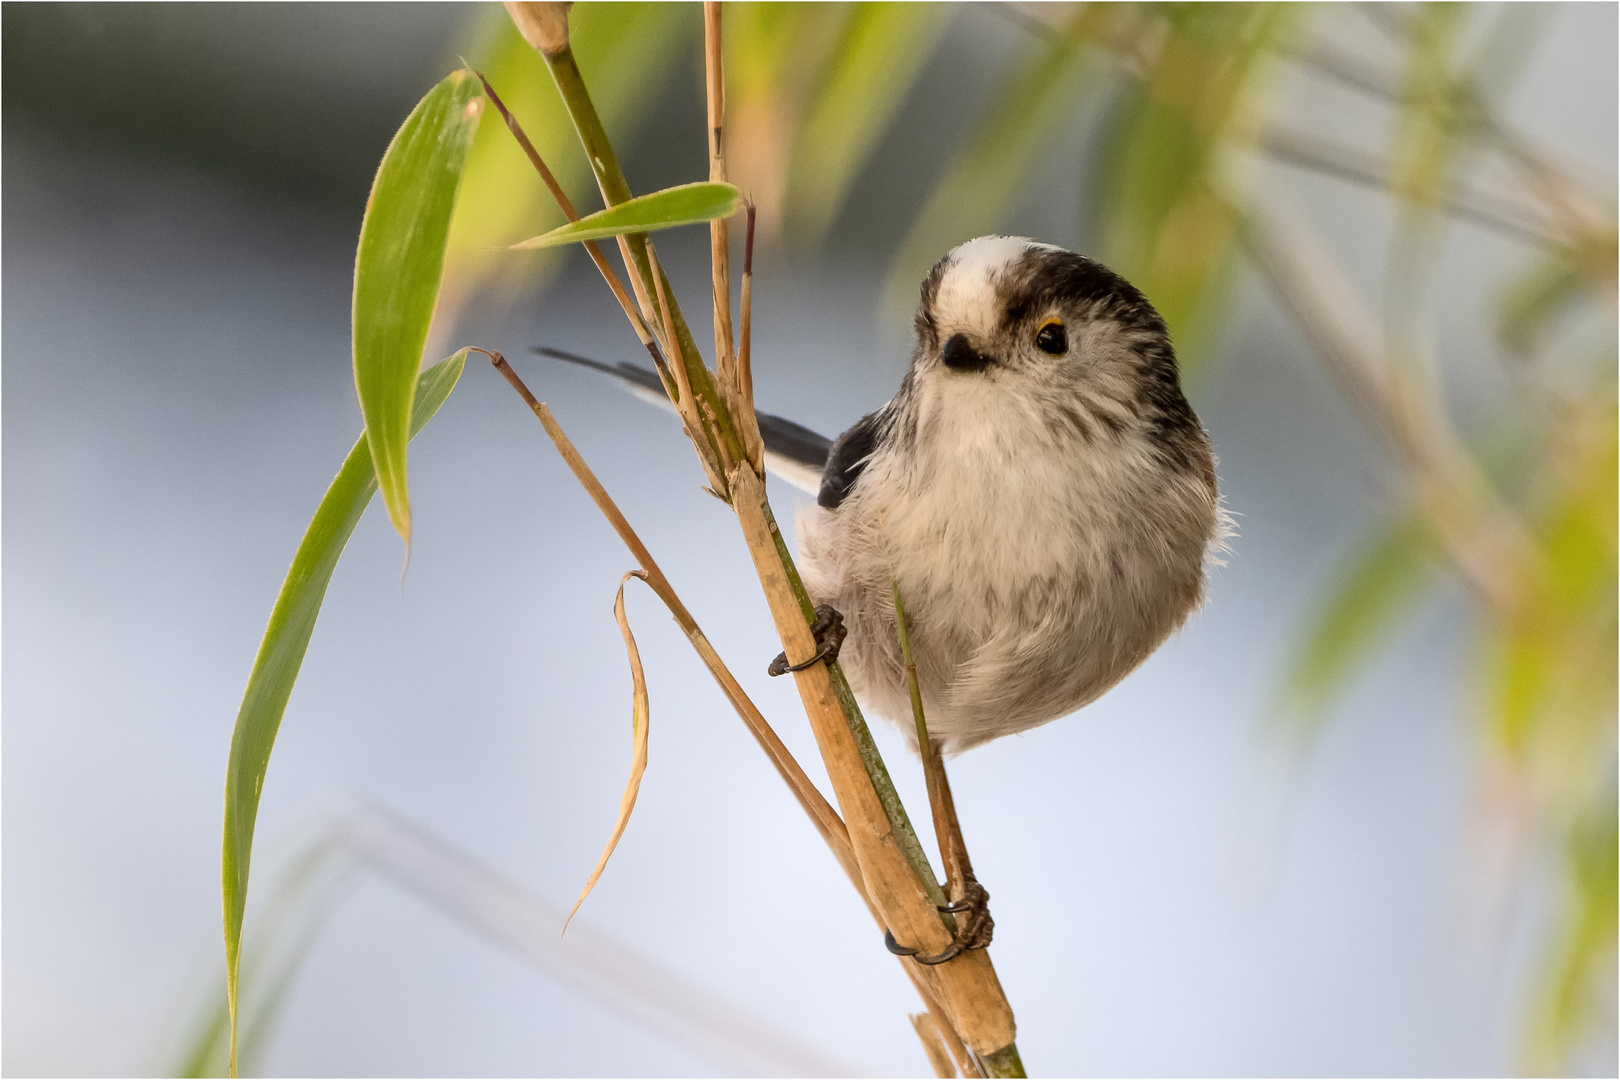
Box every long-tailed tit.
[547,235,1225,756]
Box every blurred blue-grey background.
[4,3,1615,1076]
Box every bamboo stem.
[739,203,756,408]
[894,581,973,899]
[703,5,764,475]
[538,30,748,472]
[981,1043,1026,1078]
[649,246,735,492]
[704,2,736,394]
[908,970,983,1077]
[729,467,1018,1062]
[912,1012,957,1078]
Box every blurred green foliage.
[1090,4,1295,362]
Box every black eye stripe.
[1035,320,1067,355]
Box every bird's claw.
[767,604,846,677]
[883,877,993,965]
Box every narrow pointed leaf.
[565,572,653,934]
[511,182,741,249]
[354,69,484,548]
[222,351,466,1074]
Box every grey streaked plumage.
[795,237,1223,753]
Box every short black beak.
[941,333,993,372]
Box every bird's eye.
[1035,319,1068,355]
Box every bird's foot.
[767,604,846,677]
[940,876,995,951]
[883,876,994,965]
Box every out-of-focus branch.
[1321,4,1611,244]
[1255,126,1559,247]
[989,2,1611,251]
[344,806,867,1077]
[1238,202,1543,618]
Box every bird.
[545,235,1225,755]
[542,235,1226,961]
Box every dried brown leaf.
[564,570,652,934]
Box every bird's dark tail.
[536,347,831,494]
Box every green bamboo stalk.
[981,1043,1026,1078]
[530,13,943,908]
[762,499,947,909]
[541,41,748,477]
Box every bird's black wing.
[817,410,883,509]
[538,347,834,493]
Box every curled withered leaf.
[565,570,652,935]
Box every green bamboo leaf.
[1479,408,1616,1073]
[1276,511,1437,735]
[1498,253,1586,356]
[354,69,484,549]
[510,182,742,249]
[222,351,466,1076]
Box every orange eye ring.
[1035,318,1068,355]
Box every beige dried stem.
[501,3,1022,1071]
[706,0,736,395]
[912,1012,959,1079]
[694,5,1016,1067]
